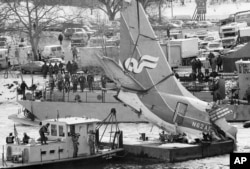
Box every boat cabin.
[5,117,100,164]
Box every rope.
[121,73,174,93]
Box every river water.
[0,75,250,169]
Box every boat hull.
[17,100,147,123]
[16,100,250,123]
[0,148,124,169]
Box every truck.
[219,22,247,48]
[160,38,199,67]
[220,10,250,26]
[238,27,250,44]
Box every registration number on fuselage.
[192,121,211,131]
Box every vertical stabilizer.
[119,0,195,98]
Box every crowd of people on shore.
[189,52,223,82]
[40,59,107,95]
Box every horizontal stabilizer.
[95,54,145,91]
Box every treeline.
[40,0,98,7]
[1,0,98,7]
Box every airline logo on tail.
[123,55,159,74]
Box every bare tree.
[4,0,66,60]
[139,0,155,11]
[157,0,164,24]
[0,2,12,33]
[97,0,123,21]
[143,0,168,24]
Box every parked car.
[63,28,86,40]
[88,37,106,47]
[42,45,64,59]
[197,21,214,28]
[20,61,44,74]
[82,25,96,38]
[205,41,224,53]
[183,20,198,28]
[204,36,222,43]
[170,20,184,28]
[45,23,63,32]
[47,58,65,65]
[71,32,89,47]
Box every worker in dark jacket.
[66,61,72,75]
[53,62,59,75]
[22,132,30,144]
[217,55,223,72]
[20,81,28,100]
[58,33,63,45]
[72,74,78,93]
[59,62,64,73]
[57,72,64,92]
[42,62,49,79]
[39,123,50,145]
[196,59,202,73]
[72,133,80,157]
[49,75,55,92]
[87,74,94,92]
[6,133,14,144]
[71,61,78,75]
[101,74,107,89]
[64,71,71,92]
[78,72,86,92]
[48,63,54,76]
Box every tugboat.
[1,113,124,168]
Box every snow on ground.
[59,1,250,23]
[0,72,46,103]
[163,1,250,20]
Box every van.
[42,45,64,59]
[63,28,86,40]
[0,48,8,69]
[71,32,89,47]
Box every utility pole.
[171,0,173,19]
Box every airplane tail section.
[97,0,237,142]
[119,0,195,98]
